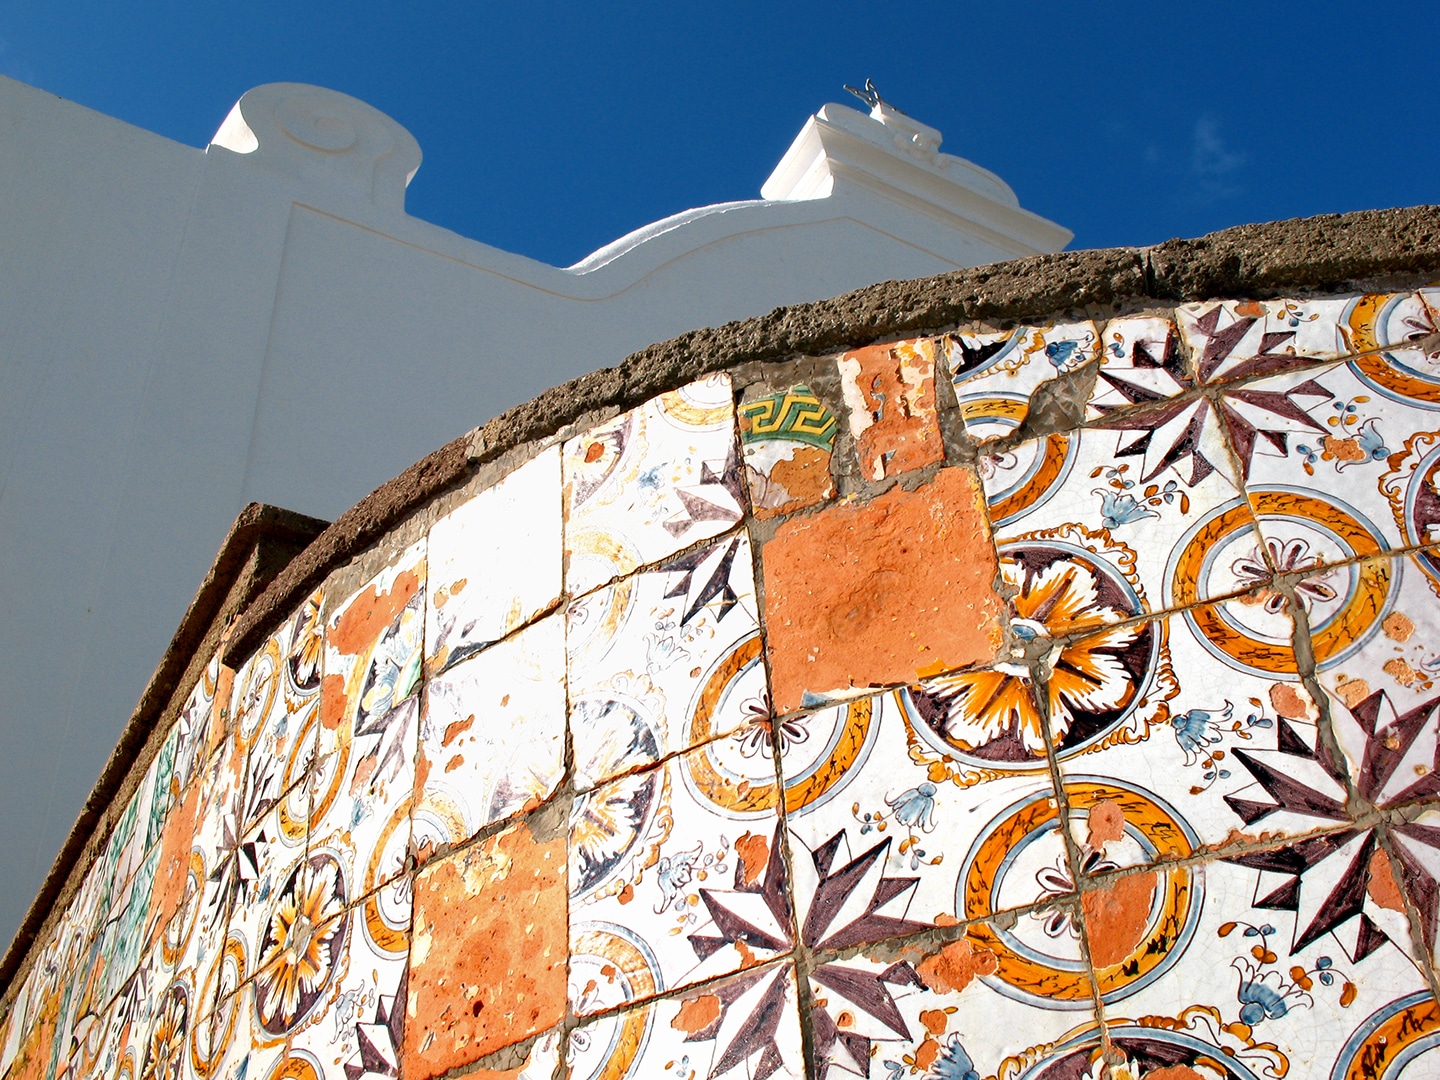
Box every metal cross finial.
[843,78,889,110]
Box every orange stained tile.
[761,466,1004,713]
[837,339,944,481]
[403,819,567,1080]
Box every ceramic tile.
[1178,295,1359,383]
[1048,593,1361,873]
[947,320,1100,440]
[837,338,944,481]
[311,542,426,899]
[568,742,788,1017]
[204,974,285,1080]
[568,530,765,792]
[737,382,837,518]
[456,1030,560,1080]
[783,689,1057,930]
[1084,852,1437,1079]
[569,961,804,1080]
[414,612,565,861]
[425,445,563,675]
[564,374,743,597]
[805,928,1099,1080]
[285,886,410,1080]
[983,421,1266,619]
[404,819,566,1080]
[761,466,1004,714]
[215,800,310,998]
[1084,314,1185,421]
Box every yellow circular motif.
[1332,991,1440,1080]
[569,928,658,1080]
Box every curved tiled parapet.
[8,206,1440,1080]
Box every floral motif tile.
[414,611,566,860]
[761,466,1004,713]
[405,819,566,1080]
[569,961,804,1080]
[837,338,944,481]
[782,688,1059,930]
[982,421,1265,620]
[805,928,1099,1080]
[312,543,426,901]
[1083,851,1438,1080]
[425,445,563,676]
[1046,593,1362,874]
[737,382,837,519]
[568,743,787,1017]
[563,374,743,598]
[947,320,1100,441]
[568,530,765,792]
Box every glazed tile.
[285,887,410,1080]
[1178,295,1359,383]
[1086,851,1437,1078]
[405,819,566,1080]
[806,927,1099,1080]
[1049,594,1358,872]
[568,743,787,1016]
[737,382,837,518]
[947,320,1100,440]
[569,961,804,1080]
[983,421,1266,620]
[1085,313,1185,421]
[458,1030,560,1079]
[414,611,566,860]
[761,466,1004,714]
[568,530,765,792]
[836,338,944,481]
[215,801,310,994]
[563,374,743,598]
[784,689,1058,929]
[425,445,563,675]
[312,542,426,899]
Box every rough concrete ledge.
[223,205,1440,671]
[0,504,327,994]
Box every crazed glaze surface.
[8,283,1440,1080]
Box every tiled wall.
[6,287,1440,1080]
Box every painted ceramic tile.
[1178,295,1360,383]
[569,961,804,1080]
[204,974,285,1080]
[568,530,765,792]
[461,1030,560,1080]
[982,421,1265,619]
[425,445,563,675]
[414,612,566,860]
[563,374,743,598]
[783,689,1057,930]
[805,928,1100,1080]
[312,542,426,900]
[404,819,566,1080]
[761,467,1004,714]
[286,887,410,1080]
[837,338,944,481]
[1085,852,1436,1079]
[947,320,1100,441]
[1084,314,1184,421]
[737,383,836,518]
[1048,593,1360,873]
[569,743,787,1017]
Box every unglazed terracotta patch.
[404,820,566,1080]
[761,465,1004,712]
[837,338,944,480]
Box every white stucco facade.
[0,74,1069,943]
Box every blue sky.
[1,1,1434,268]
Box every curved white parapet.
[0,72,1072,949]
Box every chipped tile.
[948,320,1100,439]
[837,338,944,481]
[738,382,837,518]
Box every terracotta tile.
[458,1030,561,1079]
[948,319,1100,440]
[569,962,804,1080]
[738,382,837,518]
[805,926,1099,1080]
[404,820,566,1079]
[837,338,944,481]
[426,445,563,675]
[761,466,1004,713]
[564,375,742,597]
[569,744,786,1016]
[568,530,766,791]
[414,612,566,861]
